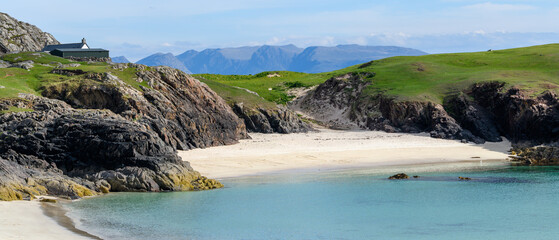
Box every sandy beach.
[180,129,511,179]
[0,200,98,240]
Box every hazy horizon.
[5,0,559,61]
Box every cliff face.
[0,96,222,201]
[293,73,558,146]
[469,82,559,144]
[42,64,248,150]
[0,12,59,53]
[292,73,372,130]
[232,103,312,133]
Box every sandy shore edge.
[181,129,512,179]
[0,199,100,240]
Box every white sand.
[180,129,511,179]
[0,200,93,240]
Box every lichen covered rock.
[0,12,59,53]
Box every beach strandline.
[180,129,512,179]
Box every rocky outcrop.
[42,64,248,150]
[293,72,559,146]
[291,73,372,129]
[0,12,59,53]
[510,145,559,166]
[469,82,559,144]
[443,93,502,142]
[359,97,482,143]
[0,96,222,200]
[293,73,482,143]
[0,59,35,70]
[232,103,312,133]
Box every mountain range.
[111,56,130,63]
[136,44,427,74]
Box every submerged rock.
[388,173,409,179]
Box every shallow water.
[65,162,559,240]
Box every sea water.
[64,162,559,240]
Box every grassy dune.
[197,44,559,104]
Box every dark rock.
[291,72,373,129]
[509,145,559,166]
[40,198,57,203]
[444,93,502,142]
[43,65,249,150]
[388,173,409,179]
[470,82,559,144]
[458,176,472,181]
[232,103,312,133]
[50,68,86,76]
[0,95,223,200]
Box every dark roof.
[42,43,86,52]
[51,48,108,52]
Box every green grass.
[197,44,559,104]
[2,52,71,64]
[197,76,276,109]
[195,71,333,104]
[0,52,151,99]
[0,106,33,114]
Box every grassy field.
[196,44,559,104]
[0,52,150,99]
[2,44,558,111]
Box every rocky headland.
[0,60,245,200]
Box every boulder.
[388,173,409,179]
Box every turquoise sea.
[65,162,559,240]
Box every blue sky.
[5,0,559,61]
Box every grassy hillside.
[196,75,276,109]
[196,71,332,104]
[197,44,559,104]
[0,52,150,99]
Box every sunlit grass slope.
[197,44,559,104]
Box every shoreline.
[0,129,511,239]
[180,129,511,179]
[0,200,99,240]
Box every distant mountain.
[289,45,427,73]
[111,56,130,63]
[139,45,427,75]
[136,53,190,73]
